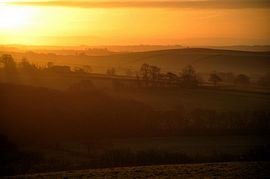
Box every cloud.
[8,0,270,9]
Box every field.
[11,162,270,178]
[3,48,270,75]
[1,71,269,112]
[107,136,270,155]
[1,0,270,176]
[1,48,270,177]
[15,135,269,175]
[110,88,270,111]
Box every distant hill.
[1,48,270,75]
[204,45,270,52]
[102,48,270,74]
[1,44,270,52]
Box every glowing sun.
[0,3,34,30]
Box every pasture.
[110,88,270,111]
[11,162,270,178]
[17,135,269,174]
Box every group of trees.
[1,54,269,88]
[0,54,18,73]
[0,54,91,74]
[140,63,161,82]
[208,73,222,86]
[137,63,255,88]
[208,72,251,86]
[138,64,200,88]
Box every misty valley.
[0,48,270,177]
[1,0,270,177]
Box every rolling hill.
[1,48,270,75]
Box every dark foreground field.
[11,162,270,179]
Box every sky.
[0,0,269,46]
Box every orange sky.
[0,0,269,46]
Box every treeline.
[137,64,200,88]
[1,54,270,89]
[126,63,269,88]
[101,63,269,88]
[0,54,92,74]
[1,82,269,145]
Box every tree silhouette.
[149,65,161,81]
[19,58,39,73]
[140,63,151,81]
[0,54,17,73]
[235,74,250,85]
[209,72,222,86]
[140,63,161,86]
[180,65,199,88]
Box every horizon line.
[8,0,270,9]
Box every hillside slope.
[107,48,270,73]
[3,48,270,74]
[13,162,270,178]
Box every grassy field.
[5,48,270,75]
[11,162,270,178]
[108,136,270,155]
[23,135,268,155]
[110,88,270,111]
[2,71,269,112]
[17,135,269,174]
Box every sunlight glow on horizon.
[0,1,269,46]
[0,4,35,30]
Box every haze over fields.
[0,0,270,178]
[1,48,269,75]
[0,0,270,46]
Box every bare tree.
[149,65,161,81]
[140,63,151,81]
[0,54,17,73]
[180,65,199,88]
[209,72,222,86]
[140,63,161,87]
[19,58,39,73]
